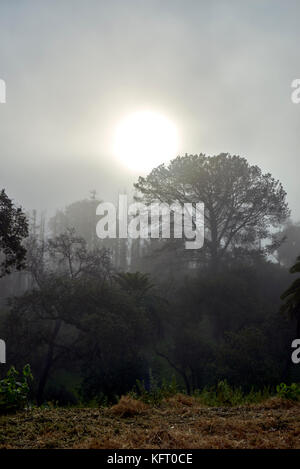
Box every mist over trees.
[0,153,299,404]
[276,221,300,267]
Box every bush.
[0,364,33,414]
[194,380,271,406]
[130,373,178,405]
[276,383,300,401]
[130,378,274,407]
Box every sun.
[113,110,179,173]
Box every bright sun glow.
[113,111,179,173]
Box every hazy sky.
[1,0,300,219]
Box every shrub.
[0,364,33,414]
[194,380,271,406]
[276,383,300,401]
[130,373,178,405]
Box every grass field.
[0,395,299,449]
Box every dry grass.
[0,396,299,449]
[109,395,149,417]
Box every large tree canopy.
[0,189,28,277]
[134,153,289,269]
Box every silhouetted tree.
[134,154,289,270]
[9,229,112,404]
[0,189,28,277]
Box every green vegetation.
[0,365,33,414]
[1,363,299,413]
[130,374,179,406]
[130,378,300,407]
[276,382,300,401]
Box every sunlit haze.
[113,111,179,173]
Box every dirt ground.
[0,395,299,449]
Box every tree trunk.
[156,350,191,395]
[208,212,220,273]
[37,319,62,405]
